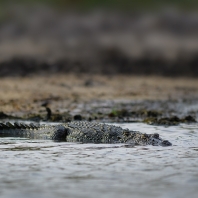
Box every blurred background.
[0,0,198,77]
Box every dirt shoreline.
[0,74,198,123]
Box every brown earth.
[0,75,198,121]
[0,6,198,122]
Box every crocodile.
[0,121,172,146]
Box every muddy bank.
[1,98,197,125]
[0,75,197,125]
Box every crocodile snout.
[160,140,172,146]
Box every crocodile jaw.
[148,136,172,146]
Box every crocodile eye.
[153,133,159,138]
[123,131,130,137]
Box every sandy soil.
[1,75,198,117]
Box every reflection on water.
[0,123,198,198]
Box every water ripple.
[0,123,198,198]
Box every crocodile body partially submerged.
[0,121,172,146]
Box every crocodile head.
[147,133,172,146]
[123,131,172,146]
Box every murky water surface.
[0,123,198,198]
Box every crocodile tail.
[0,122,40,130]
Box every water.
[0,123,198,198]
